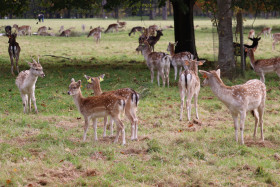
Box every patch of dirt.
[55,120,79,130]
[245,138,277,148]
[138,136,150,141]
[237,164,255,171]
[120,148,148,155]
[90,152,107,160]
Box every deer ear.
[216,69,221,77]
[84,75,90,80]
[197,60,205,66]
[99,74,105,80]
[77,80,81,86]
[71,78,75,82]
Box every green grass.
[0,18,280,186]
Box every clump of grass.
[147,139,161,153]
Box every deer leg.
[103,117,108,137]
[113,117,125,145]
[160,70,165,87]
[109,117,114,137]
[260,73,265,83]
[186,92,193,121]
[10,56,14,75]
[165,67,170,88]
[239,111,247,145]
[16,55,19,74]
[157,71,160,86]
[21,93,27,113]
[253,109,259,138]
[272,41,276,50]
[31,92,38,114]
[93,118,98,141]
[194,93,199,120]
[258,105,265,141]
[174,65,178,81]
[83,117,89,141]
[231,112,239,143]
[28,93,31,112]
[179,89,185,121]
[150,68,154,84]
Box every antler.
[37,56,40,64]
[30,56,37,63]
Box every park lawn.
[0,18,279,186]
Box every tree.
[162,1,167,20]
[0,0,29,17]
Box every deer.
[233,37,261,62]
[37,26,47,35]
[68,78,127,145]
[7,33,21,75]
[128,26,145,36]
[87,26,102,38]
[148,25,158,36]
[93,31,101,44]
[167,41,194,80]
[81,24,85,32]
[59,26,64,33]
[199,69,266,145]
[258,27,272,38]
[179,59,205,121]
[13,25,32,36]
[246,48,280,83]
[248,29,255,39]
[146,30,163,52]
[60,29,71,37]
[15,57,45,114]
[117,20,127,29]
[84,74,140,140]
[272,33,280,50]
[104,24,119,33]
[136,41,171,87]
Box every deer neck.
[24,70,38,88]
[247,51,256,69]
[72,89,84,113]
[169,45,175,57]
[209,76,233,105]
[92,82,102,96]
[142,47,152,61]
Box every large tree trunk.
[171,0,197,58]
[162,1,167,20]
[115,7,119,19]
[149,0,156,20]
[217,0,235,79]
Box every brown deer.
[87,26,102,38]
[16,57,45,113]
[68,79,126,145]
[13,25,32,36]
[247,48,280,83]
[258,27,272,38]
[117,20,127,29]
[148,25,158,36]
[60,29,71,37]
[179,59,205,121]
[272,33,280,50]
[136,41,171,87]
[248,29,255,39]
[199,69,266,145]
[128,26,145,36]
[8,33,21,75]
[167,42,194,80]
[146,30,163,52]
[84,74,139,140]
[104,24,119,33]
[37,26,47,35]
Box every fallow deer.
[148,25,158,36]
[117,20,127,29]
[179,59,205,121]
[93,31,101,44]
[258,27,272,38]
[59,26,64,33]
[60,29,71,37]
[167,41,194,80]
[199,69,266,145]
[248,29,255,39]
[104,24,119,33]
[8,33,21,75]
[84,74,139,140]
[37,26,47,35]
[128,26,145,36]
[146,30,163,52]
[233,37,261,62]
[68,79,126,145]
[16,57,45,113]
[247,48,280,83]
[272,33,280,50]
[87,26,101,38]
[13,25,32,36]
[136,41,171,87]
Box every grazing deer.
[272,33,280,50]
[247,48,280,83]
[136,41,171,87]
[199,69,266,145]
[167,42,194,80]
[248,29,255,39]
[59,26,64,33]
[179,59,205,121]
[258,27,272,38]
[37,26,47,34]
[60,29,71,37]
[16,57,45,113]
[13,25,32,36]
[146,30,163,52]
[117,20,127,29]
[68,79,126,145]
[148,25,158,36]
[128,26,145,36]
[104,24,119,33]
[84,74,140,140]
[87,26,101,38]
[8,33,21,75]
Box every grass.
[0,18,280,186]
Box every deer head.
[84,74,105,90]
[68,78,81,95]
[28,57,45,78]
[199,69,221,87]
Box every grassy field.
[0,18,280,186]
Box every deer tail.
[130,89,140,107]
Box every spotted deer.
[247,48,280,83]
[8,33,21,75]
[248,29,255,39]
[136,41,171,87]
[199,69,266,145]
[272,33,280,50]
[84,74,139,140]
[258,27,272,38]
[179,59,205,121]
[16,57,45,113]
[68,79,126,145]
[13,25,32,36]
[104,24,119,33]
[167,41,194,80]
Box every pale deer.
[179,59,205,121]
[60,29,71,37]
[247,48,280,83]
[258,27,272,38]
[8,33,21,75]
[136,41,171,87]
[272,33,280,50]
[128,26,145,36]
[167,42,194,80]
[84,74,139,140]
[16,57,45,113]
[37,26,47,35]
[104,24,119,33]
[199,69,266,145]
[13,25,32,36]
[68,79,126,145]
[148,25,158,36]
[59,26,64,33]
[248,29,255,39]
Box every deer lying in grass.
[199,69,266,144]
[272,33,280,50]
[248,29,255,39]
[37,26,47,34]
[68,78,126,145]
[167,41,194,80]
[247,48,280,83]
[16,57,45,113]
[8,33,21,75]
[258,27,272,38]
[136,41,171,87]
[13,25,32,36]
[84,74,139,140]
[128,26,145,36]
[104,24,119,33]
[179,59,205,121]
[60,29,71,37]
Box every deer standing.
[272,33,280,50]
[87,26,101,37]
[233,37,261,62]
[136,41,171,87]
[247,48,280,83]
[128,26,145,36]
[104,24,119,33]
[146,30,163,52]
[16,57,45,113]
[199,69,266,145]
[167,42,194,80]
[84,74,139,140]
[258,27,272,38]
[179,59,205,121]
[68,79,126,145]
[8,33,21,75]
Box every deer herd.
[2,22,280,146]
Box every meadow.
[0,18,280,186]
